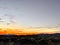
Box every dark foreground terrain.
[0,33,60,45]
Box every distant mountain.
[36,33,60,37]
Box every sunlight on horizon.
[0,25,60,35]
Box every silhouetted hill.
[0,33,60,37]
[37,33,60,36]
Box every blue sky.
[0,0,60,27]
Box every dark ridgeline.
[0,33,60,45]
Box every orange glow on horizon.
[0,27,59,35]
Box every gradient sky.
[0,0,60,27]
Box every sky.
[0,0,60,27]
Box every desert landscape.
[0,0,60,45]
